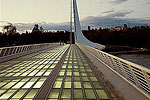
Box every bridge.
[0,0,150,100]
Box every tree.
[2,23,17,35]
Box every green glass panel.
[12,90,27,98]
[2,82,16,89]
[74,82,81,88]
[12,78,21,82]
[83,82,92,88]
[0,90,16,99]
[0,90,5,95]
[53,81,62,88]
[68,64,72,68]
[0,82,7,87]
[65,77,71,82]
[88,73,94,77]
[85,89,96,99]
[80,69,85,72]
[82,77,89,81]
[24,89,38,98]
[64,82,71,88]
[22,82,34,88]
[62,64,67,68]
[47,69,52,72]
[56,77,63,81]
[84,64,88,66]
[96,90,109,99]
[43,72,51,76]
[74,89,83,99]
[61,89,71,98]
[33,82,44,88]
[39,77,47,82]
[59,72,65,76]
[74,72,79,76]
[12,82,25,89]
[73,69,78,71]
[86,69,92,72]
[48,89,59,98]
[21,78,30,82]
[66,71,72,76]
[93,82,102,89]
[74,66,78,68]
[74,77,80,81]
[81,73,87,76]
[90,77,98,81]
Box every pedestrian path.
[0,44,110,100]
[47,45,110,100]
[0,45,69,100]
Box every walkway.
[0,44,110,100]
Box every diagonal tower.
[72,0,106,50]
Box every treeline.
[0,26,150,49]
[83,27,150,49]
[0,31,70,47]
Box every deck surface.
[0,44,110,100]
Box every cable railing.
[0,43,60,58]
[77,43,150,98]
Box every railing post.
[142,71,150,90]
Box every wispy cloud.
[144,1,150,5]
[81,12,150,28]
[106,11,133,17]
[5,11,149,33]
[110,0,128,4]
[102,10,114,14]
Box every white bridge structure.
[72,0,150,100]
[0,0,149,100]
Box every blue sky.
[0,0,150,32]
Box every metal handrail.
[0,43,60,57]
[77,43,150,97]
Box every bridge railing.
[77,43,150,98]
[0,43,60,58]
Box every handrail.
[0,43,60,57]
[77,43,150,97]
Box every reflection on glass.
[82,77,89,81]
[12,90,27,98]
[12,82,25,89]
[85,89,96,99]
[33,82,44,88]
[96,90,109,99]
[74,77,80,81]
[90,77,98,81]
[0,90,16,99]
[74,89,83,99]
[83,82,92,88]
[24,89,38,99]
[93,82,102,89]
[22,82,34,88]
[49,89,59,98]
[2,82,16,89]
[64,82,71,88]
[53,81,62,88]
[61,89,71,98]
[74,82,81,88]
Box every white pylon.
[73,0,105,50]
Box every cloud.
[102,10,114,14]
[110,0,128,4]
[106,11,133,17]
[6,11,149,33]
[81,14,150,29]
[144,1,150,5]
[14,22,70,32]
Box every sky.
[0,0,150,32]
